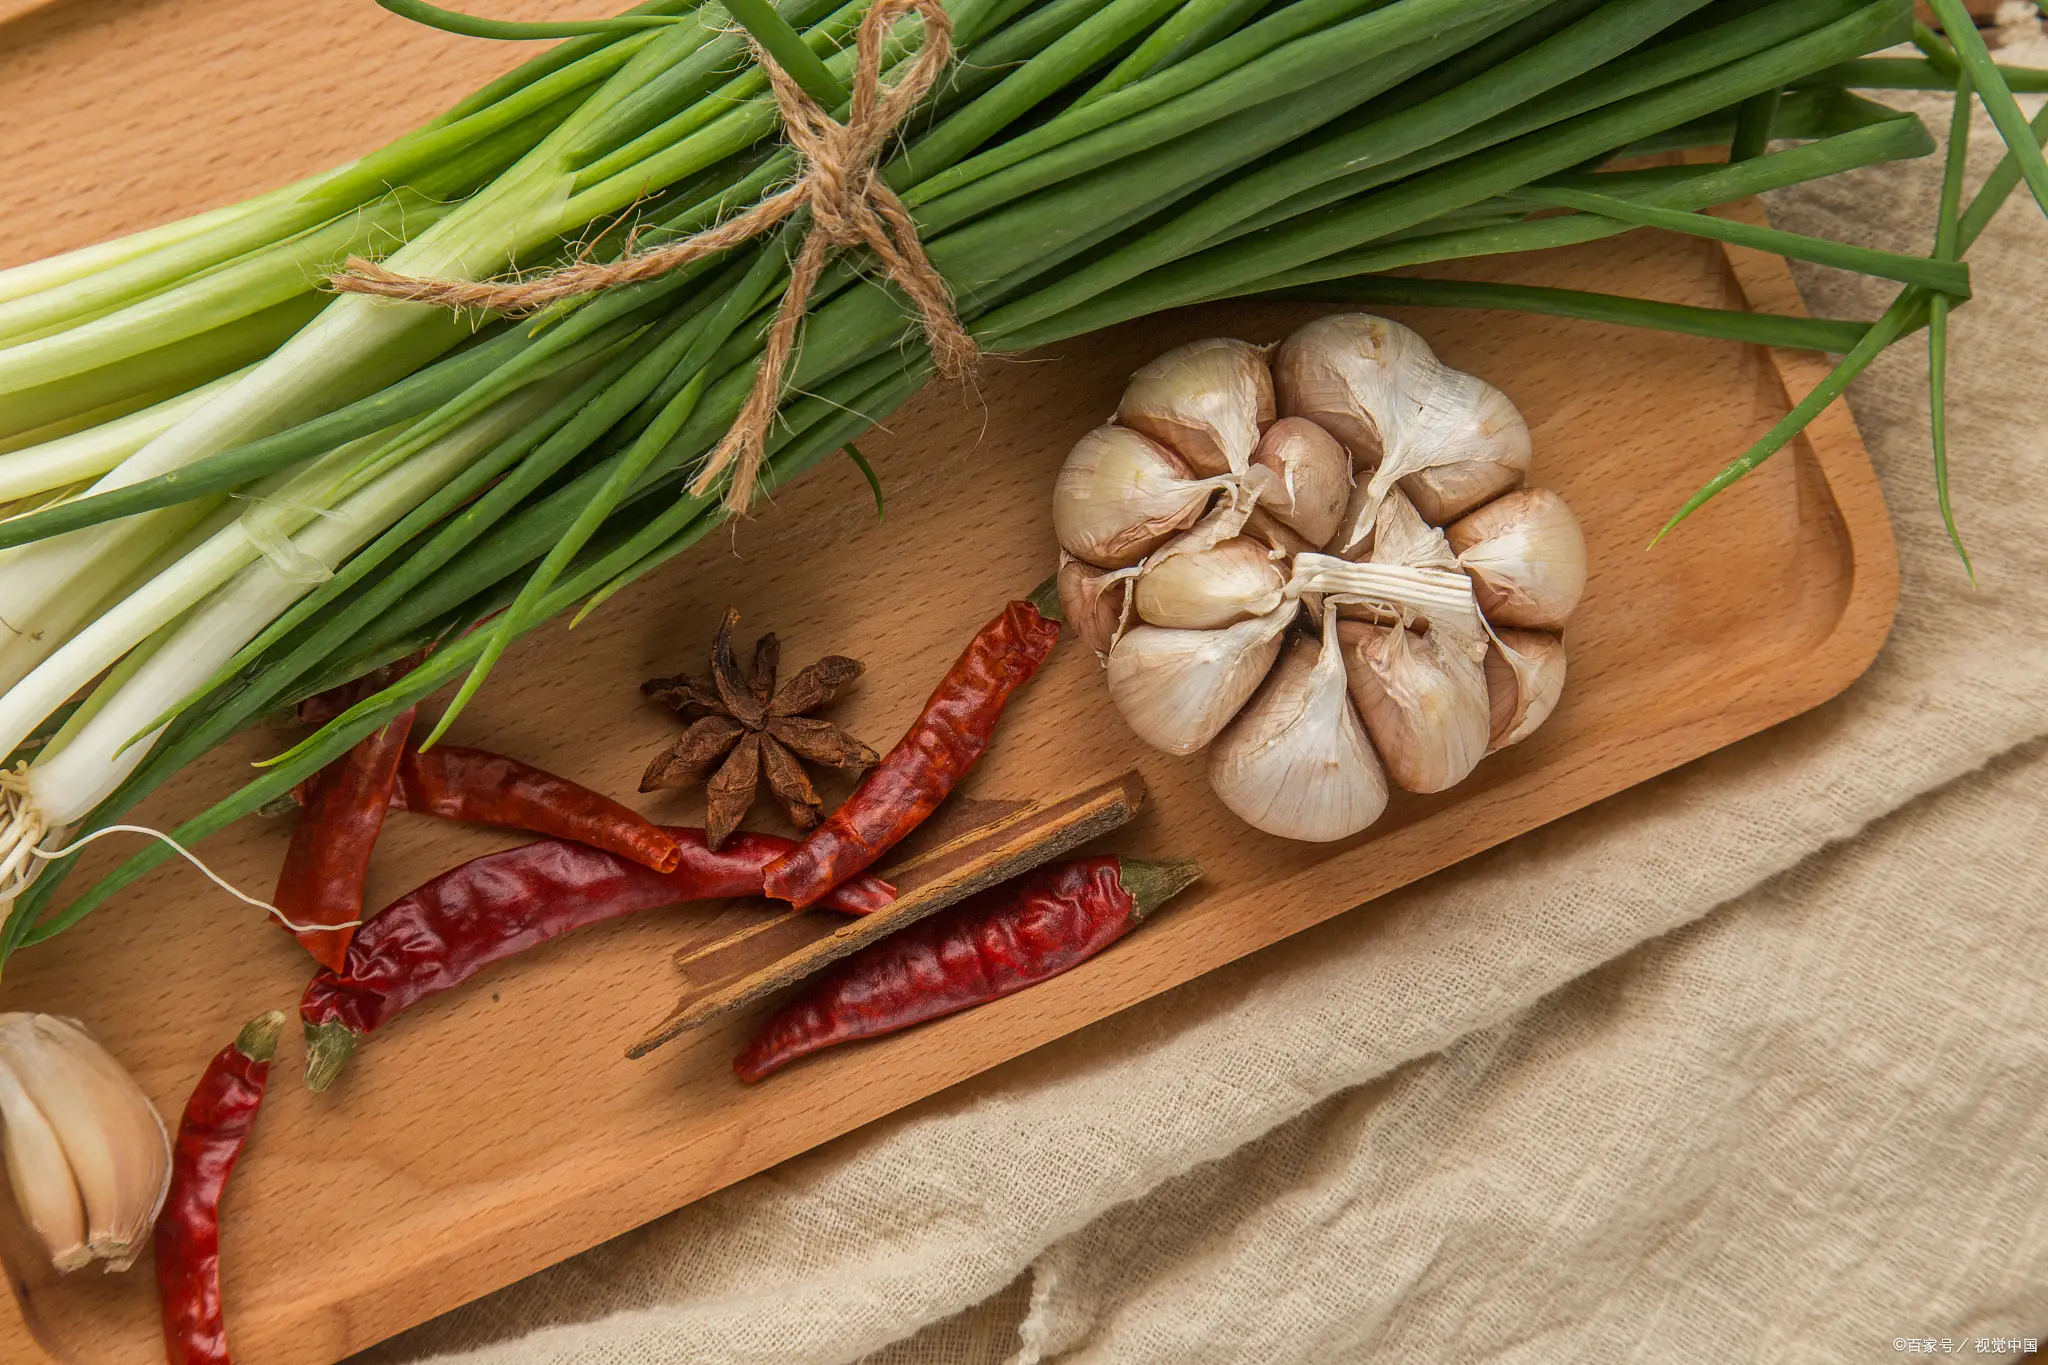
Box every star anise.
[639,608,878,849]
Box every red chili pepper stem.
[302,1022,356,1094]
[232,1012,285,1065]
[1024,573,1062,621]
[1115,858,1203,920]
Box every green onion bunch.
[0,0,2040,957]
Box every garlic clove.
[1395,371,1531,523]
[1446,487,1587,630]
[1248,417,1351,546]
[1274,313,1531,529]
[1117,338,1273,477]
[1207,610,1387,841]
[1053,425,1224,568]
[1134,535,1286,630]
[1337,618,1490,794]
[1484,628,1566,751]
[0,1014,169,1273]
[1271,313,1393,469]
[0,1054,89,1273]
[1057,555,1130,657]
[1106,603,1296,755]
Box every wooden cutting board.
[0,1,1896,1361]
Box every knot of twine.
[329,0,973,512]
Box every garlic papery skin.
[1273,313,1531,529]
[0,1014,169,1273]
[1485,628,1566,751]
[1208,611,1387,841]
[1106,602,1296,755]
[1337,619,1490,794]
[1447,487,1588,630]
[1053,425,1227,568]
[0,1054,89,1273]
[1134,535,1286,629]
[1249,417,1350,546]
[1057,555,1131,657]
[1287,553,1486,643]
[1117,338,1273,477]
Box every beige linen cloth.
[372,28,2048,1364]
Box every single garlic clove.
[1117,337,1273,477]
[1271,313,1392,469]
[1134,535,1286,630]
[0,1054,90,1273]
[1053,425,1224,568]
[1274,313,1531,529]
[1248,417,1352,546]
[0,1014,169,1273]
[1446,487,1587,629]
[1207,611,1387,841]
[1395,372,1531,523]
[1337,619,1490,794]
[1057,555,1130,657]
[1484,628,1566,751]
[1106,603,1296,755]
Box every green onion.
[8,0,2041,956]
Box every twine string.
[328,0,974,513]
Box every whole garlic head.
[1052,315,1585,841]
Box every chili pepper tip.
[1118,858,1202,919]
[302,1021,360,1093]
[233,1010,287,1063]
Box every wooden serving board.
[0,2,1896,1361]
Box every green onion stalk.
[0,0,2036,957]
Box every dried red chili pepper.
[155,1010,284,1365]
[273,706,414,972]
[735,855,1200,1082]
[389,745,681,873]
[761,600,1063,910]
[300,828,896,1090]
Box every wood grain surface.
[0,1,1898,1361]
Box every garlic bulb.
[1273,314,1531,527]
[1337,619,1491,795]
[1050,315,1587,840]
[1248,417,1351,546]
[1208,610,1387,841]
[1134,535,1286,629]
[1446,487,1587,630]
[0,1013,169,1273]
[1057,555,1130,657]
[1117,337,1273,476]
[1485,628,1566,750]
[1052,425,1227,568]
[1106,603,1295,755]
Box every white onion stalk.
[0,108,610,692]
[0,376,575,900]
[0,367,255,505]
